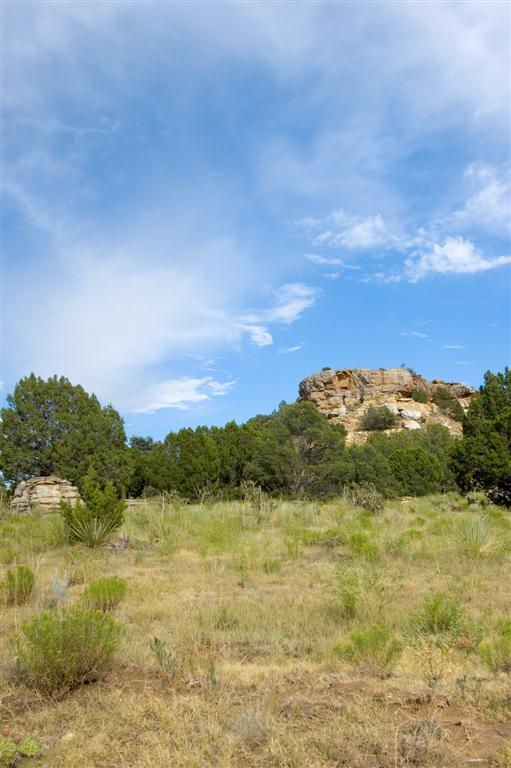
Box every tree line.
[1,370,510,505]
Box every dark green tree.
[0,375,130,491]
[451,369,511,505]
[245,401,346,495]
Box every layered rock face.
[299,367,475,443]
[11,475,81,513]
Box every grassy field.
[1,493,510,767]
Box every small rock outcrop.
[299,367,475,443]
[10,475,81,513]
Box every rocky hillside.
[299,367,475,444]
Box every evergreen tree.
[0,375,130,491]
[246,401,346,495]
[451,369,511,506]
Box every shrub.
[361,406,398,431]
[13,606,122,694]
[334,625,402,675]
[389,448,445,496]
[478,620,511,675]
[412,593,465,637]
[432,387,464,422]
[411,389,428,403]
[60,469,125,548]
[82,577,127,612]
[3,565,35,605]
[341,483,385,514]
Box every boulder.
[10,476,81,513]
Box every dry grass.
[1,493,510,766]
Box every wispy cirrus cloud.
[131,377,236,414]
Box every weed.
[412,593,466,637]
[458,514,495,558]
[334,625,402,675]
[478,620,511,675]
[398,718,446,765]
[150,636,180,681]
[3,565,35,605]
[82,576,127,612]
[0,727,41,766]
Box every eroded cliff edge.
[299,367,475,443]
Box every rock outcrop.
[299,367,475,444]
[10,475,81,513]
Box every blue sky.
[3,1,510,440]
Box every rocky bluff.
[299,367,475,444]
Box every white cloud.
[405,236,511,281]
[305,253,360,269]
[243,283,319,326]
[298,210,398,251]
[400,331,428,338]
[131,376,235,414]
[452,163,511,234]
[278,344,303,354]
[238,325,273,347]
[442,344,464,349]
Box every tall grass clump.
[3,565,35,605]
[13,606,122,694]
[82,576,127,612]
[60,469,125,548]
[478,621,511,675]
[458,515,495,559]
[334,625,402,675]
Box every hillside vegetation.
[1,492,510,767]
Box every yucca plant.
[60,469,125,548]
[458,515,495,559]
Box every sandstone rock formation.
[10,475,81,513]
[299,367,475,444]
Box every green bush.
[412,593,465,637]
[389,448,444,496]
[478,620,511,675]
[13,606,122,694]
[82,576,127,612]
[411,389,428,403]
[334,625,402,675]
[432,387,464,422]
[361,406,398,432]
[3,565,35,605]
[60,469,125,548]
